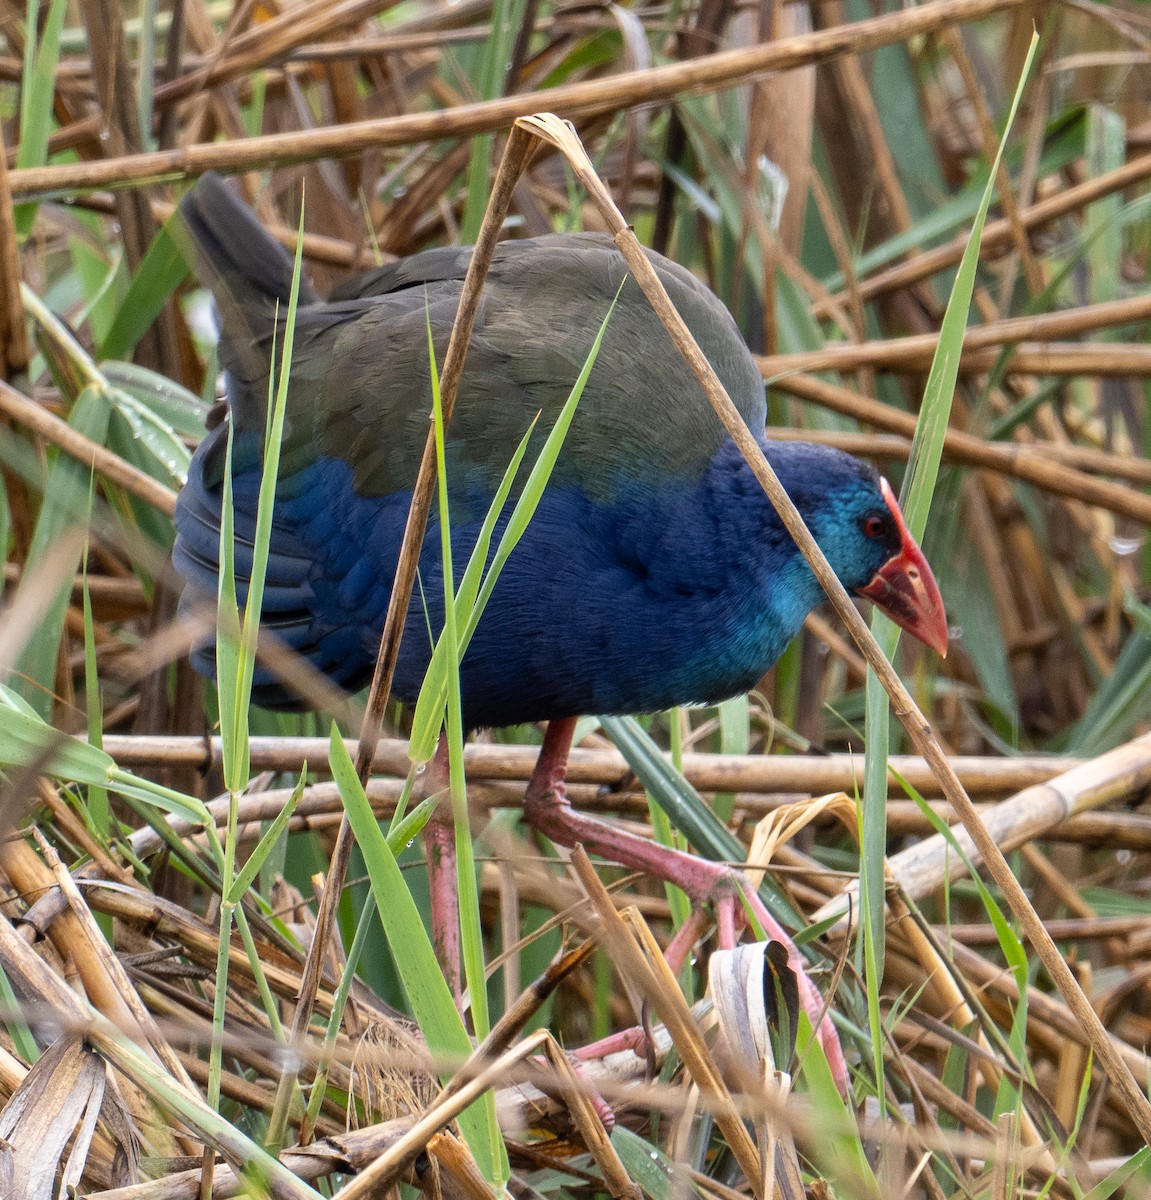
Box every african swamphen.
[173,174,946,987]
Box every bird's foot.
[526,718,847,1091]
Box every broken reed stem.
[797,340,1151,377]
[7,0,1029,197]
[813,730,1151,922]
[267,124,535,1146]
[514,112,1151,1144]
[124,784,1151,863]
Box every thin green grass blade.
[1083,1147,1151,1200]
[219,205,306,791]
[713,694,748,822]
[81,527,115,938]
[647,711,692,939]
[459,0,528,240]
[80,498,110,843]
[794,1011,881,1196]
[226,774,307,901]
[14,0,67,235]
[859,32,1040,1109]
[70,237,126,347]
[215,421,243,789]
[893,766,1027,988]
[0,681,209,823]
[425,309,494,1061]
[408,419,538,760]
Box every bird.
[173,173,946,1027]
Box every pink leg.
[423,737,461,1004]
[528,718,847,1091]
[525,719,749,910]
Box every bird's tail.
[178,174,319,434]
[178,172,318,313]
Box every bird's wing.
[250,234,768,507]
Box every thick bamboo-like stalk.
[123,779,1151,863]
[813,731,1151,926]
[98,734,1076,796]
[762,341,1151,377]
[7,0,1030,196]
[769,427,1151,488]
[764,287,1151,378]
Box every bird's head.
[806,460,948,656]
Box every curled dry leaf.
[0,1036,111,1200]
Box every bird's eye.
[862,515,885,539]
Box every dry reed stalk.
[814,730,1151,926]
[761,290,1151,376]
[137,786,1151,856]
[0,126,28,377]
[26,830,198,1089]
[74,192,385,269]
[7,0,1030,196]
[152,0,410,107]
[774,373,1151,523]
[0,382,178,516]
[941,914,1151,943]
[97,733,1081,795]
[770,426,1151,487]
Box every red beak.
[857,478,948,657]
